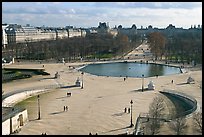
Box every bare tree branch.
[168,116,188,135]
[193,112,202,134]
[145,96,165,135]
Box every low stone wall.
[159,90,197,118]
[133,90,197,135]
[2,89,48,107]
[2,118,10,135]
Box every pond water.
[80,62,181,78]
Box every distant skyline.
[2,2,202,29]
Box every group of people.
[67,92,71,97]
[89,132,98,135]
[124,107,131,113]
[64,106,68,111]
[41,132,47,135]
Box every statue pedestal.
[148,81,155,90]
[75,77,81,87]
[187,76,194,84]
[55,72,60,79]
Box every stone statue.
[55,72,60,79]
[148,80,155,90]
[187,76,194,84]
[75,77,81,87]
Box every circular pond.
[80,62,181,78]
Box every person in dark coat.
[124,107,127,113]
[128,108,130,113]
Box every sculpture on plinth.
[148,80,155,90]
[55,72,60,79]
[75,77,81,87]
[187,76,194,84]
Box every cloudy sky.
[2,2,202,29]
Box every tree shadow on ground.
[101,125,132,134]
[49,110,65,115]
[56,96,70,99]
[111,112,127,117]
[177,82,194,85]
[130,88,150,93]
[29,118,40,122]
[60,85,77,88]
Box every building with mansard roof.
[118,24,137,35]
[2,23,201,49]
[2,24,9,48]
[2,24,86,48]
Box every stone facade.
[2,108,28,135]
[118,24,137,36]
[2,23,202,48]
[2,24,86,48]
[2,24,9,48]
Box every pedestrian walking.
[171,80,174,84]
[126,129,129,135]
[128,108,130,113]
[41,132,47,135]
[124,77,126,81]
[66,106,68,111]
[124,107,127,113]
[64,106,66,111]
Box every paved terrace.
[2,43,202,135]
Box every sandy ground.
[2,44,202,135]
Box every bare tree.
[147,32,166,60]
[168,116,188,135]
[192,112,202,134]
[146,96,165,135]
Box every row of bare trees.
[148,32,166,60]
[147,30,202,64]
[144,96,202,135]
[3,33,142,62]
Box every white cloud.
[115,2,129,6]
[52,2,61,5]
[153,2,162,8]
[70,9,76,14]
[2,2,202,28]
[36,2,42,5]
[59,10,67,14]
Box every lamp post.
[142,74,144,92]
[81,72,84,89]
[37,95,41,120]
[130,100,134,127]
